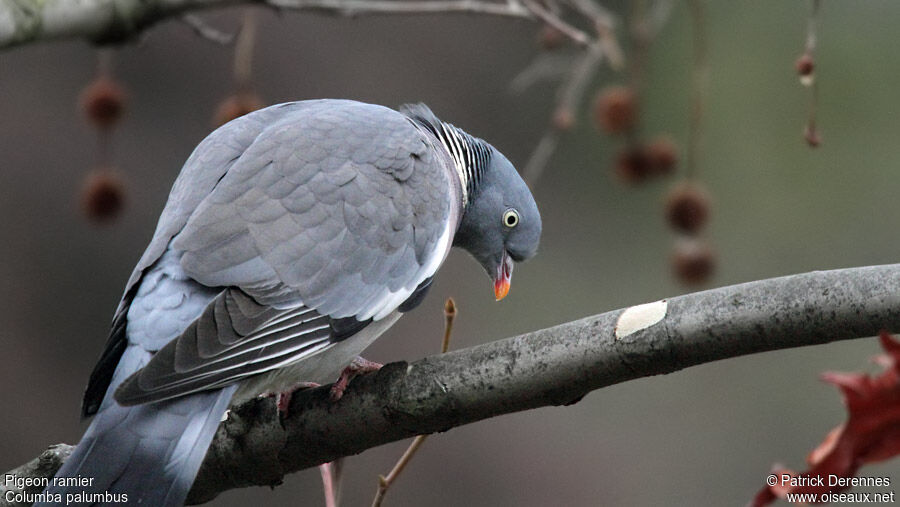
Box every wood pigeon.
[39,99,541,506]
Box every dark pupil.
[506,214,516,226]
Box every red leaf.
[752,331,900,505]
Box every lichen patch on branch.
[615,299,667,339]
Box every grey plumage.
[41,99,540,506]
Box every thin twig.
[521,0,591,47]
[595,25,624,71]
[94,50,115,168]
[181,14,235,45]
[509,54,576,94]
[523,44,604,185]
[685,0,707,180]
[440,297,456,354]
[623,0,671,141]
[628,0,648,97]
[234,10,258,87]
[265,0,531,18]
[371,436,428,507]
[522,131,561,184]
[802,0,821,146]
[805,0,820,53]
[97,48,114,76]
[565,0,623,69]
[646,0,674,39]
[371,298,457,507]
[563,0,615,31]
[559,45,604,108]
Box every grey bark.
[3,264,900,505]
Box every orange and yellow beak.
[493,251,514,301]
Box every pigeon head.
[402,103,542,300]
[454,150,541,300]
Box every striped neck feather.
[410,115,491,207]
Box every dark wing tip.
[112,371,145,407]
[81,293,134,419]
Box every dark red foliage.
[753,331,900,506]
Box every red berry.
[81,169,125,222]
[646,136,679,175]
[795,53,815,77]
[214,91,264,127]
[80,76,126,129]
[665,182,711,233]
[592,86,637,135]
[614,146,652,185]
[671,238,715,286]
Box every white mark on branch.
[615,299,667,339]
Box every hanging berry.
[664,182,710,234]
[671,237,715,286]
[80,76,126,130]
[664,0,716,288]
[78,52,128,224]
[614,145,652,185]
[81,169,126,223]
[592,86,637,135]
[795,53,815,86]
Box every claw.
[259,381,321,418]
[330,356,383,401]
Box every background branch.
[0,0,539,49]
[523,43,605,184]
[5,264,900,505]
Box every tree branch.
[5,264,900,505]
[0,0,535,49]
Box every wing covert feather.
[173,100,455,320]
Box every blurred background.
[3,1,900,505]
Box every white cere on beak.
[615,300,668,339]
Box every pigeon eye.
[503,209,520,228]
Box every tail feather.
[39,379,235,506]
